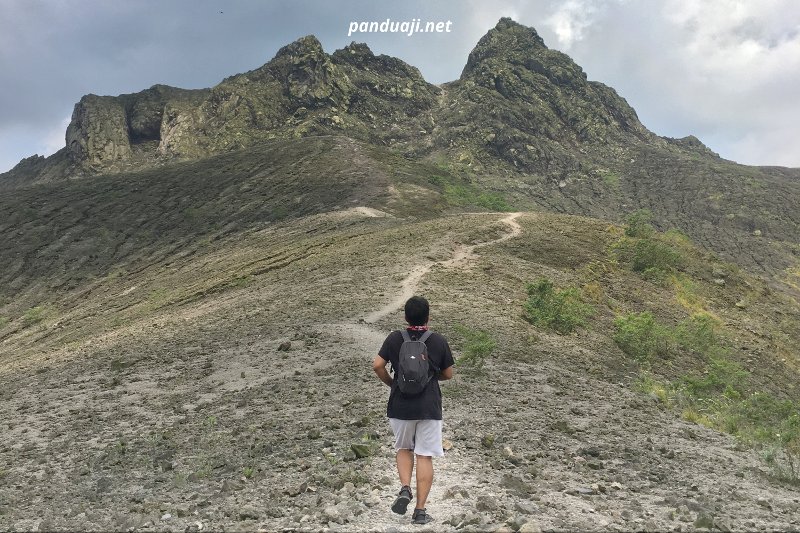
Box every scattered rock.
[501,474,532,495]
[239,507,260,521]
[694,513,714,529]
[514,501,539,515]
[519,521,542,533]
[578,446,601,457]
[756,497,772,510]
[476,494,498,512]
[566,486,595,496]
[221,479,244,493]
[444,486,471,499]
[278,341,291,351]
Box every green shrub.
[612,311,671,361]
[522,279,594,334]
[453,324,496,371]
[625,209,655,238]
[675,313,719,355]
[631,238,683,279]
[679,357,747,398]
[442,183,511,211]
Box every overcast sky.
[1,0,798,173]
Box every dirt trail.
[365,212,522,324]
[347,212,524,531]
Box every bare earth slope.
[2,209,798,532]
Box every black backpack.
[395,330,439,396]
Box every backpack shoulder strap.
[418,330,433,343]
[400,329,412,342]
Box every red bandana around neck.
[407,325,429,331]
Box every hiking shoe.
[391,485,413,515]
[412,508,433,525]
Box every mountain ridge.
[1,17,798,281]
[1,17,730,183]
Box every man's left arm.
[372,355,392,387]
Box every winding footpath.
[341,212,524,531]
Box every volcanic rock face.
[2,17,798,278]
[157,35,440,158]
[62,84,210,171]
[0,18,685,180]
[66,95,132,168]
[440,17,651,174]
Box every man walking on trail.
[372,295,455,525]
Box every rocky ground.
[1,210,799,532]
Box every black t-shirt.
[378,329,455,420]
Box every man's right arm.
[372,354,393,387]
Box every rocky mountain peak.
[272,34,325,61]
[461,17,548,79]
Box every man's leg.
[389,419,416,515]
[396,449,414,487]
[414,454,433,509]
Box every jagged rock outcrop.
[54,85,211,174]
[1,18,797,279]
[158,36,439,158]
[66,94,133,168]
[436,17,652,174]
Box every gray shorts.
[388,418,444,457]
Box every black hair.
[404,296,429,326]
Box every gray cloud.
[1,0,798,173]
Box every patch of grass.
[637,373,671,404]
[612,210,685,283]
[600,170,620,190]
[624,209,655,238]
[613,311,672,362]
[671,273,705,314]
[231,274,252,288]
[675,312,722,357]
[614,311,723,363]
[522,278,595,334]
[636,326,800,484]
[22,306,48,327]
[443,183,512,211]
[0,316,8,329]
[631,239,683,281]
[428,173,512,211]
[453,324,497,372]
[581,281,605,304]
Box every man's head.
[404,295,429,326]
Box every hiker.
[372,295,455,525]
